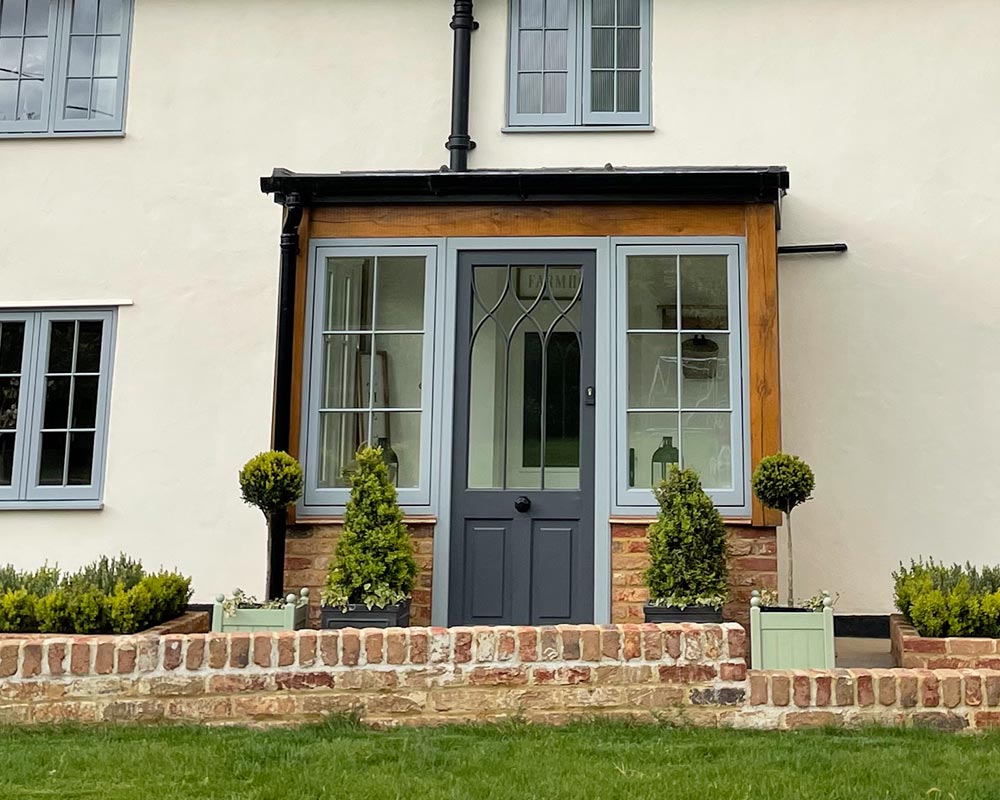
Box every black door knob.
[514,496,531,513]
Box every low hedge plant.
[894,558,1000,638]
[0,554,192,635]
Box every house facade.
[2,0,998,627]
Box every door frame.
[433,237,612,626]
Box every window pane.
[320,333,369,409]
[66,431,94,485]
[617,27,639,69]
[616,70,639,112]
[544,29,567,70]
[468,316,506,489]
[71,374,99,427]
[47,321,75,371]
[680,255,729,329]
[24,0,48,35]
[681,334,729,408]
[627,255,677,329]
[75,320,103,371]
[518,29,542,70]
[542,71,566,114]
[627,412,678,489]
[0,38,21,79]
[94,36,118,77]
[627,333,677,409]
[0,321,25,374]
[520,0,543,28]
[0,376,20,430]
[545,0,568,27]
[64,77,90,118]
[591,27,613,68]
[71,0,97,33]
[38,431,65,485]
[617,0,640,26]
[89,76,115,117]
[97,0,123,33]
[16,78,41,119]
[374,256,425,331]
[325,257,373,331]
[681,412,733,490]
[517,72,542,114]
[0,81,14,119]
[590,70,613,112]
[592,0,615,26]
[0,432,14,486]
[0,0,26,36]
[382,412,420,488]
[522,331,580,474]
[373,334,423,409]
[67,36,94,77]
[42,376,70,428]
[317,412,366,489]
[20,35,45,78]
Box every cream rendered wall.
[3,0,999,614]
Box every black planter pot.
[320,598,411,629]
[643,604,723,624]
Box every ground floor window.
[0,308,116,508]
[614,243,748,512]
[302,245,437,510]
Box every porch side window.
[303,246,437,510]
[616,245,748,512]
[0,308,116,508]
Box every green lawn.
[1,720,999,800]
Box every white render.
[2,0,999,615]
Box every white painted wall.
[2,0,999,613]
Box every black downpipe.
[777,243,848,255]
[446,1,476,171]
[267,192,304,600]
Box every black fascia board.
[260,166,789,206]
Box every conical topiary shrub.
[644,465,729,619]
[322,444,418,611]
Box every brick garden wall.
[891,615,1000,669]
[284,523,434,626]
[611,523,778,626]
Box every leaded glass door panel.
[450,251,595,625]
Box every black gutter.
[266,192,303,600]
[261,166,789,206]
[445,1,477,171]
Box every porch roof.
[260,166,789,206]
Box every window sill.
[502,125,655,134]
[0,130,125,141]
[0,500,104,511]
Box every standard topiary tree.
[752,452,815,606]
[645,465,729,610]
[239,451,304,599]
[322,444,418,610]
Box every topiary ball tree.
[645,465,729,609]
[752,452,815,606]
[323,444,418,610]
[239,451,304,599]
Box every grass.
[1,719,999,799]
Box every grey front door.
[449,251,595,625]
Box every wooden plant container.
[212,588,311,633]
[749,591,835,669]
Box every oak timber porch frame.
[260,166,788,620]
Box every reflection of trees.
[0,378,19,429]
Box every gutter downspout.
[445,0,476,171]
[268,191,304,599]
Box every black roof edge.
[259,166,789,206]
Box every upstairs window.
[0,0,133,137]
[507,0,651,129]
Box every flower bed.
[891,614,1000,669]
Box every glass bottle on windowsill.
[377,437,399,486]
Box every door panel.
[450,251,595,625]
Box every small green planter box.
[749,592,835,669]
[212,589,311,633]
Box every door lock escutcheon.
[514,496,532,513]
[585,386,595,406]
